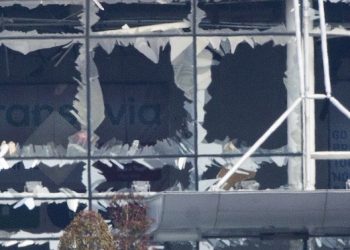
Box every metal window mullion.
[286,0,303,190]
[302,0,316,190]
[85,0,93,209]
[193,0,199,191]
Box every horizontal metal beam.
[311,151,350,160]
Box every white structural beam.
[317,0,332,97]
[311,151,350,160]
[306,94,327,100]
[329,97,350,119]
[303,0,316,190]
[93,0,105,10]
[292,0,305,97]
[286,0,303,190]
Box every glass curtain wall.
[0,0,349,249]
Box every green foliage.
[58,211,115,250]
[108,193,152,250]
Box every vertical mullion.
[193,0,199,191]
[85,0,92,209]
[302,0,316,190]
[286,0,304,190]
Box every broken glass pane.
[197,0,285,32]
[0,41,87,157]
[90,38,194,156]
[199,238,302,250]
[198,37,289,155]
[0,242,51,250]
[198,157,293,191]
[91,158,195,193]
[161,241,197,250]
[313,0,350,30]
[311,237,350,249]
[0,202,86,233]
[0,160,87,194]
[315,37,350,189]
[0,4,84,34]
[91,0,191,34]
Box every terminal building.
[0,0,350,249]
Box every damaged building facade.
[0,0,350,249]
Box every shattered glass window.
[0,160,87,194]
[312,237,350,249]
[199,238,302,249]
[0,242,52,250]
[91,158,195,193]
[197,0,286,32]
[91,0,191,34]
[313,0,350,30]
[91,38,194,156]
[0,4,83,34]
[1,0,348,246]
[203,42,286,148]
[0,41,86,157]
[0,202,86,233]
[198,37,290,154]
[198,157,290,191]
[162,241,197,250]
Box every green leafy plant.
[108,193,152,250]
[58,210,115,250]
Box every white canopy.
[147,191,350,241]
